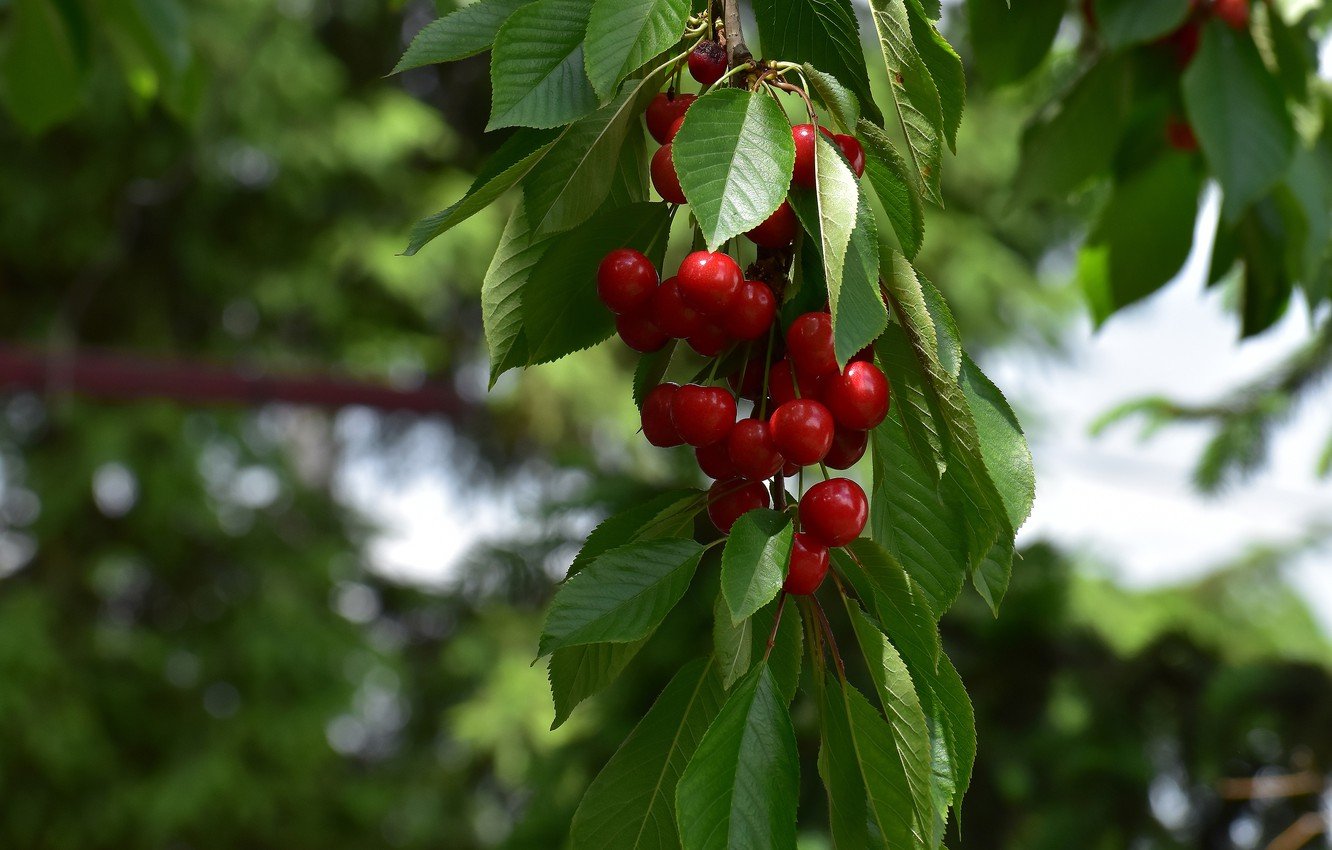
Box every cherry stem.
[762,592,787,661]
[813,595,847,681]
[769,79,818,126]
[817,462,831,481]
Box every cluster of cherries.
[597,247,891,596]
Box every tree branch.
[721,0,752,71]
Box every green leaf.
[835,539,941,674]
[867,0,945,203]
[487,0,598,130]
[392,0,533,73]
[752,0,881,124]
[960,354,1034,531]
[0,0,85,134]
[1013,56,1133,202]
[1092,0,1190,48]
[762,601,803,706]
[676,664,800,850]
[831,190,888,367]
[721,509,793,625]
[405,127,557,256]
[550,639,650,729]
[570,658,726,849]
[912,652,975,821]
[673,88,796,250]
[874,322,944,481]
[522,201,672,366]
[483,206,543,383]
[1267,5,1313,101]
[973,537,1013,616]
[859,120,925,260]
[524,69,667,235]
[790,134,860,329]
[1235,192,1302,338]
[714,591,753,690]
[802,63,860,132]
[905,3,964,152]
[634,343,678,410]
[569,490,706,577]
[1183,21,1296,221]
[539,538,703,656]
[963,0,1063,86]
[584,0,690,101]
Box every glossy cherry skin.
[799,477,868,547]
[1212,0,1248,29]
[687,322,729,357]
[707,477,771,534]
[768,358,827,408]
[696,440,738,479]
[650,277,703,338]
[642,383,684,447]
[851,344,875,363]
[688,40,727,86]
[664,114,687,144]
[768,399,835,467]
[596,248,658,314]
[727,418,784,481]
[825,427,868,470]
[791,124,820,188]
[786,312,838,378]
[834,134,865,178]
[678,251,743,316]
[615,309,669,353]
[671,384,737,447]
[781,460,800,477]
[728,356,767,400]
[645,92,695,144]
[745,201,799,248]
[824,361,891,431]
[723,279,777,341]
[782,532,830,595]
[651,144,687,204]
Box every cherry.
[768,399,835,466]
[782,460,800,477]
[687,322,729,357]
[596,248,658,315]
[615,309,669,353]
[707,477,771,534]
[1212,0,1248,29]
[722,279,777,341]
[642,383,684,447]
[671,384,737,447]
[799,478,868,547]
[851,344,875,363]
[834,134,865,178]
[824,361,891,431]
[688,40,728,86]
[696,440,738,479]
[1163,21,1200,68]
[650,277,703,338]
[665,115,687,144]
[768,358,827,408]
[782,532,830,595]
[646,92,696,145]
[651,144,687,204]
[728,356,767,400]
[727,418,784,481]
[746,201,799,248]
[824,427,868,470]
[678,251,743,316]
[1166,116,1198,152]
[791,124,820,188]
[786,312,838,378]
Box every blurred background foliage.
[0,1,1328,849]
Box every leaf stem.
[813,595,847,681]
[762,592,787,661]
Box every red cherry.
[665,115,687,144]
[650,277,703,338]
[688,322,729,357]
[707,477,771,534]
[824,361,891,431]
[834,134,865,178]
[722,279,777,341]
[768,399,834,466]
[688,40,728,86]
[728,356,767,400]
[1163,21,1200,68]
[824,427,868,470]
[768,358,827,408]
[646,92,696,144]
[792,124,819,188]
[677,251,743,316]
[671,384,737,447]
[642,383,684,447]
[786,312,838,378]
[851,344,875,363]
[651,144,687,204]
[746,201,799,248]
[782,461,799,477]
[1212,0,1248,29]
[596,248,658,314]
[615,309,669,353]
[696,441,738,479]
[799,478,868,547]
[1166,116,1198,152]
[727,418,784,481]
[782,532,830,595]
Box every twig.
[720,0,752,70]
[1218,771,1326,801]
[1264,813,1326,850]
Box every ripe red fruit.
[696,441,738,479]
[597,248,659,315]
[1164,21,1200,68]
[834,134,865,178]
[650,276,703,338]
[768,358,827,408]
[1166,116,1198,152]
[727,419,784,481]
[646,92,696,144]
[782,460,799,477]
[615,309,669,353]
[791,124,819,188]
[665,115,687,144]
[678,251,743,316]
[642,383,684,447]
[723,279,777,340]
[728,356,766,400]
[745,201,799,248]
[799,478,868,547]
[782,532,830,595]
[708,477,771,533]
[1212,0,1248,29]
[824,361,891,431]
[824,427,868,470]
[768,399,835,467]
[786,312,838,378]
[688,322,729,357]
[651,144,687,204]
[688,40,728,86]
[851,344,875,363]
[671,384,737,447]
